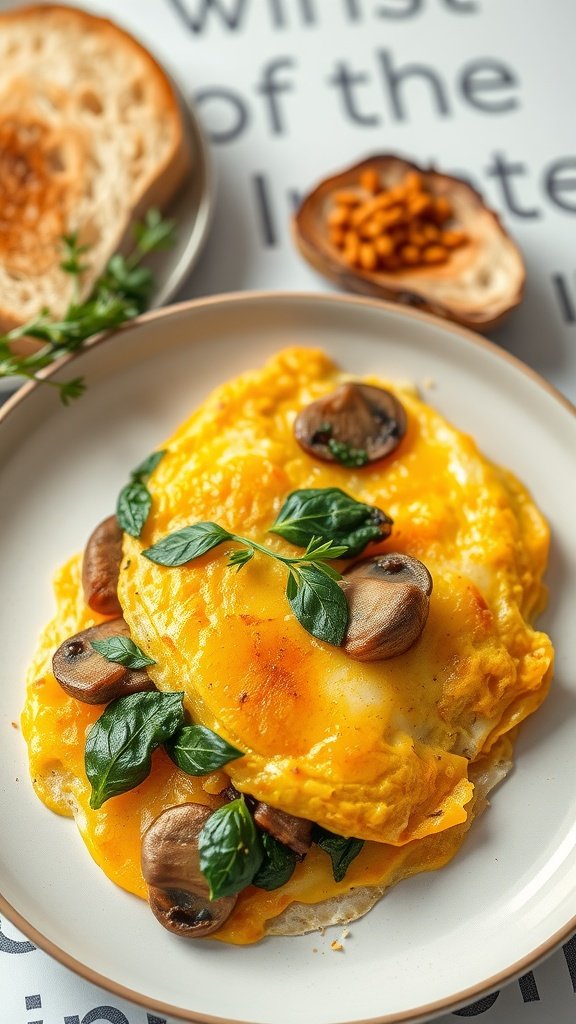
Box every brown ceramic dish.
[293,154,525,331]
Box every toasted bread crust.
[0,4,190,331]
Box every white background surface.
[0,1,575,1022]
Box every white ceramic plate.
[0,293,575,1024]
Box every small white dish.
[0,292,574,1024]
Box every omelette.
[22,347,553,944]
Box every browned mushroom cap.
[253,803,312,858]
[82,515,123,616]
[346,552,432,595]
[52,618,155,704]
[141,803,237,938]
[293,154,525,331]
[340,553,432,661]
[294,382,406,465]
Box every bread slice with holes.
[0,3,190,331]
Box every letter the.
[378,48,450,121]
[460,58,519,114]
[327,61,380,126]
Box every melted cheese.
[22,347,553,943]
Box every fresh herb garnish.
[285,562,348,647]
[270,487,391,557]
[252,832,298,891]
[143,521,232,564]
[90,635,156,670]
[166,724,243,775]
[0,209,176,403]
[327,438,369,468]
[116,449,166,538]
[198,797,264,900]
[143,525,349,646]
[313,826,364,882]
[85,691,184,809]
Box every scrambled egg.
[22,347,553,943]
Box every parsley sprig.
[0,210,176,403]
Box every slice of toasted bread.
[0,4,190,331]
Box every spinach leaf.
[313,825,364,882]
[131,450,166,481]
[90,635,156,669]
[270,487,392,557]
[199,798,263,900]
[166,724,243,775]
[116,481,151,538]
[85,691,184,809]
[116,449,166,538]
[286,563,348,645]
[143,522,232,566]
[252,832,297,891]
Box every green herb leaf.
[286,563,348,645]
[85,691,184,810]
[131,450,166,481]
[270,487,392,557]
[143,522,232,566]
[116,450,166,538]
[116,481,152,538]
[327,438,369,468]
[60,233,90,277]
[227,547,254,571]
[252,832,297,891]
[166,724,243,775]
[90,635,156,669]
[199,798,263,899]
[102,254,153,300]
[133,208,177,254]
[0,210,176,401]
[313,826,364,882]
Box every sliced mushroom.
[347,552,432,594]
[253,803,312,858]
[294,382,406,465]
[82,515,123,616]
[293,155,525,331]
[52,618,155,704]
[340,553,432,661]
[141,803,237,938]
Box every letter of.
[485,152,540,219]
[545,158,576,213]
[327,61,380,126]
[378,48,450,121]
[460,59,519,113]
[255,57,297,134]
[194,86,250,144]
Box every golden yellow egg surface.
[22,347,553,943]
